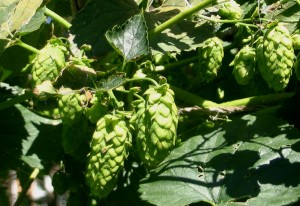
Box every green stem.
[219,92,294,107]
[155,56,198,72]
[126,77,160,86]
[107,90,123,108]
[14,40,39,53]
[198,15,254,25]
[148,0,219,37]
[0,92,33,111]
[13,168,40,206]
[170,85,219,107]
[44,8,72,29]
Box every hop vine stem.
[44,7,72,29]
[148,0,223,37]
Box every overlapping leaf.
[70,0,139,55]
[0,0,43,53]
[139,114,300,206]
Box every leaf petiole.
[125,77,160,86]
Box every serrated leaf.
[139,114,300,206]
[17,7,46,36]
[0,104,62,170]
[105,12,149,62]
[21,154,43,169]
[0,0,43,36]
[70,0,139,56]
[0,0,42,53]
[98,74,127,91]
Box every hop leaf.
[198,37,224,82]
[230,45,256,85]
[58,90,86,125]
[85,114,131,198]
[132,83,178,168]
[256,24,295,91]
[218,0,243,20]
[31,39,66,86]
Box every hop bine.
[85,114,131,198]
[256,24,295,91]
[132,83,178,168]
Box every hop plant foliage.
[218,0,243,20]
[256,24,295,91]
[230,45,256,85]
[31,39,66,86]
[85,114,131,198]
[132,83,178,168]
[198,37,224,82]
[58,90,86,125]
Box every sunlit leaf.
[105,12,150,62]
[139,114,300,206]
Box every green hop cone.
[295,53,300,81]
[230,45,256,85]
[218,0,243,20]
[292,31,300,50]
[85,114,131,198]
[31,39,66,86]
[58,90,86,125]
[133,83,178,168]
[256,24,295,91]
[198,37,224,82]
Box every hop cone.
[292,31,300,50]
[198,37,224,82]
[133,83,178,168]
[31,40,66,86]
[230,45,256,85]
[86,114,130,198]
[256,24,295,91]
[218,0,243,20]
[295,53,300,81]
[58,91,86,125]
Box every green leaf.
[70,0,139,56]
[265,1,300,32]
[21,154,43,169]
[0,103,62,170]
[145,7,217,55]
[139,114,300,206]
[0,0,43,53]
[17,7,46,36]
[98,74,127,91]
[0,0,43,36]
[105,12,150,62]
